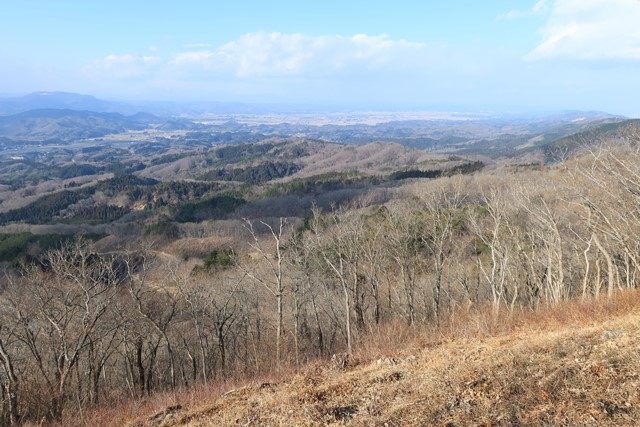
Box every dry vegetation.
[1,142,640,425]
[78,290,640,426]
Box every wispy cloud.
[78,32,481,104]
[170,32,426,77]
[497,0,549,20]
[83,32,434,87]
[526,0,640,61]
[83,54,159,79]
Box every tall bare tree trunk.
[0,338,19,424]
[593,234,616,298]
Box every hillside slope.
[543,119,640,161]
[130,301,640,426]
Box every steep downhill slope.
[110,294,640,427]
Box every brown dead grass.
[76,291,640,426]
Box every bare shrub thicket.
[1,144,640,423]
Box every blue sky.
[1,0,639,115]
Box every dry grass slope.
[108,292,640,427]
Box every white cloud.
[83,54,159,78]
[85,33,429,81]
[527,0,640,60]
[497,0,549,20]
[79,32,482,104]
[170,32,426,77]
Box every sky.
[1,0,639,115]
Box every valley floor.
[117,294,640,427]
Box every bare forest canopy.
[0,103,639,424]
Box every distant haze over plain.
[0,92,629,124]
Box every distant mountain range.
[0,92,327,116]
[4,92,629,119]
[0,108,196,141]
[0,92,635,158]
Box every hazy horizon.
[2,90,631,119]
[2,1,640,115]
